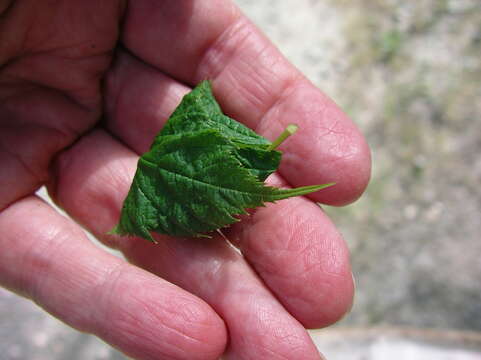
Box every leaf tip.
[195,233,212,239]
[107,224,121,236]
[141,230,158,244]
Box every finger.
[0,197,226,360]
[224,174,354,328]
[0,86,100,210]
[121,0,371,205]
[50,130,323,359]
[105,52,354,327]
[104,50,190,154]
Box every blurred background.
[1,0,480,359]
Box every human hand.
[0,1,371,359]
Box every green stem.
[267,124,298,151]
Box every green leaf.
[155,80,280,181]
[112,80,332,241]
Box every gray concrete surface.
[1,1,480,359]
[310,327,481,360]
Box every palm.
[0,1,370,360]
[0,0,122,209]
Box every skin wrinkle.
[249,264,313,327]
[254,77,303,135]
[317,119,358,163]
[7,38,107,61]
[3,120,72,162]
[51,132,136,243]
[181,241,243,300]
[18,216,71,300]
[252,80,313,160]
[37,250,112,329]
[256,79,370,205]
[0,2,29,64]
[194,13,247,83]
[0,138,44,191]
[108,53,126,143]
[0,198,49,294]
[131,242,274,354]
[0,86,96,137]
[87,252,223,360]
[298,225,337,273]
[243,302,306,360]
[255,246,325,295]
[172,295,217,328]
[196,15,301,131]
[21,1,119,56]
[104,51,189,153]
[1,74,102,115]
[245,343,293,360]
[14,206,115,330]
[3,55,106,109]
[281,203,313,251]
[122,0,240,85]
[247,234,321,295]
[241,210,289,261]
[242,199,348,327]
[103,307,185,360]
[259,252,340,328]
[242,233,295,277]
[199,262,237,310]
[218,36,290,118]
[213,254,254,301]
[21,2,50,52]
[0,54,109,209]
[245,258,316,321]
[243,200,305,256]
[90,259,129,329]
[234,195,351,325]
[0,0,14,16]
[123,218,238,290]
[108,325,179,360]
[0,1,119,110]
[106,287,191,357]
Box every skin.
[0,1,371,359]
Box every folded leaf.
[112,81,331,241]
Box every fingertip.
[294,233,355,329]
[310,128,371,207]
[227,185,356,330]
[98,269,228,360]
[264,82,371,206]
[302,270,355,329]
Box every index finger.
[122,0,371,205]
